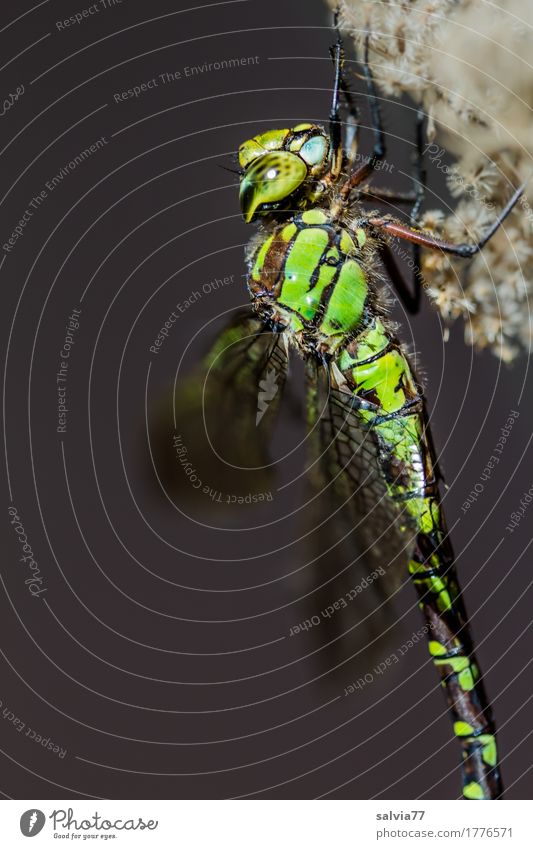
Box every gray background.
[1,0,532,800]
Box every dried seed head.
[331,0,533,360]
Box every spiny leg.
[372,109,428,314]
[410,108,427,224]
[407,109,426,309]
[359,32,386,169]
[379,242,422,314]
[358,112,425,211]
[329,6,361,165]
[358,111,426,212]
[329,33,344,179]
[358,187,418,205]
[339,63,361,164]
[339,33,386,200]
[369,182,525,258]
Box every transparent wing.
[149,310,289,508]
[293,358,413,681]
[311,361,413,578]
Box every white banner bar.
[1,799,531,847]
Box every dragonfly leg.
[331,8,361,163]
[339,34,386,199]
[368,181,525,257]
[408,109,426,288]
[369,111,427,314]
[409,108,427,225]
[359,33,386,171]
[329,28,345,179]
[358,111,425,209]
[379,242,423,314]
[359,187,418,205]
[329,12,363,178]
[397,108,426,310]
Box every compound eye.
[257,153,307,197]
[239,151,307,222]
[299,135,327,167]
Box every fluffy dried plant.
[329,0,533,361]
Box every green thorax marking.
[248,210,368,339]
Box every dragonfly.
[161,33,523,800]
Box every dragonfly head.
[238,124,329,223]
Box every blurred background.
[1,0,532,800]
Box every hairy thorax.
[245,209,375,357]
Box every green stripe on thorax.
[248,210,369,338]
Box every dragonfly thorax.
[246,209,370,355]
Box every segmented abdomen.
[337,317,499,800]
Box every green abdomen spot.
[352,349,415,414]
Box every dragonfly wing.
[315,361,413,580]
[150,310,289,507]
[294,358,412,679]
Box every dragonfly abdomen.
[336,320,500,799]
[337,315,431,504]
